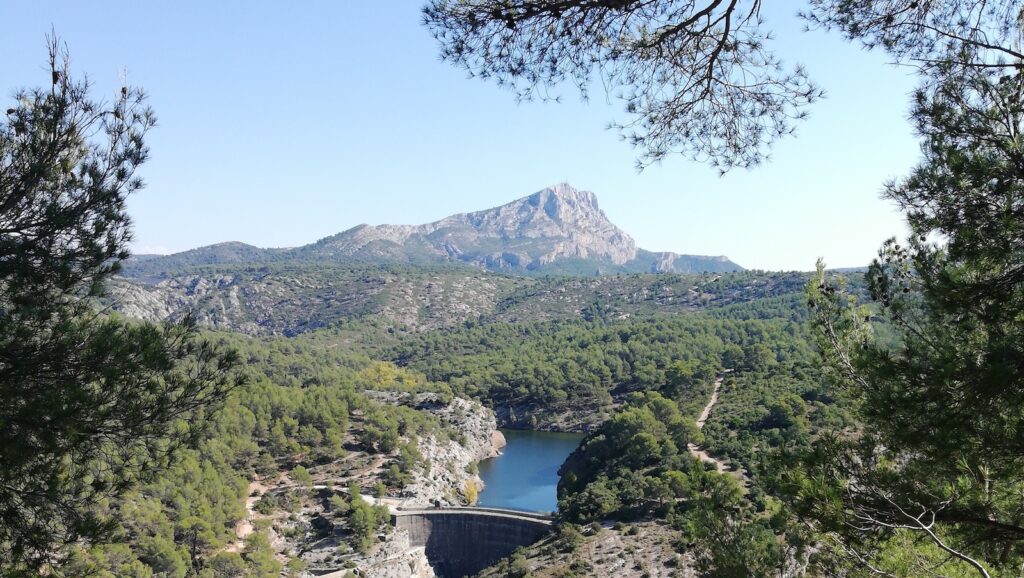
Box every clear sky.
[0,1,921,271]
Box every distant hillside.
[108,264,807,337]
[122,242,288,279]
[108,264,528,336]
[122,183,741,279]
[490,270,811,324]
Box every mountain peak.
[514,183,606,233]
[126,184,742,277]
[528,183,600,213]
[543,182,596,202]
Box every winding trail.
[352,454,387,480]
[686,374,749,488]
[687,376,729,474]
[695,377,721,429]
[225,480,267,553]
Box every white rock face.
[314,223,419,256]
[402,396,504,507]
[651,251,681,273]
[109,269,516,336]
[287,393,503,578]
[108,274,264,334]
[331,394,504,578]
[318,529,435,578]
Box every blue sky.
[0,2,920,270]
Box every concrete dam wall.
[393,508,553,578]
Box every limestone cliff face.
[330,394,504,578]
[286,393,504,578]
[325,530,435,578]
[303,183,640,270]
[646,250,737,273]
[109,274,264,333]
[402,395,505,507]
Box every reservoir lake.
[476,429,586,513]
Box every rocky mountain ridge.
[304,184,640,268]
[123,184,741,278]
[106,267,808,337]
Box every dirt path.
[694,377,720,429]
[686,376,729,474]
[686,375,750,487]
[225,480,267,553]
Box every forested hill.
[120,183,742,279]
[386,285,832,431]
[71,269,849,577]
[108,266,811,336]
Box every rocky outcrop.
[108,274,267,333]
[320,393,507,577]
[317,528,436,578]
[643,250,738,274]
[651,251,682,273]
[265,393,506,578]
[492,430,507,453]
[401,396,505,507]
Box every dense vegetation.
[556,391,704,521]
[61,269,845,577]
[390,279,859,576]
[489,270,810,322]
[422,2,1024,574]
[533,309,846,576]
[0,41,242,575]
[785,58,1024,576]
[7,2,1022,576]
[62,332,453,577]
[390,281,829,430]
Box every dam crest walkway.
[392,505,554,524]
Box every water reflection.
[476,429,585,512]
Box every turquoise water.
[476,429,586,513]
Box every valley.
[7,3,1020,574]
[60,185,842,576]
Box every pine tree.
[0,38,241,574]
[795,65,1024,576]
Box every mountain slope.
[298,184,640,269]
[109,264,528,336]
[123,184,741,278]
[107,266,807,337]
